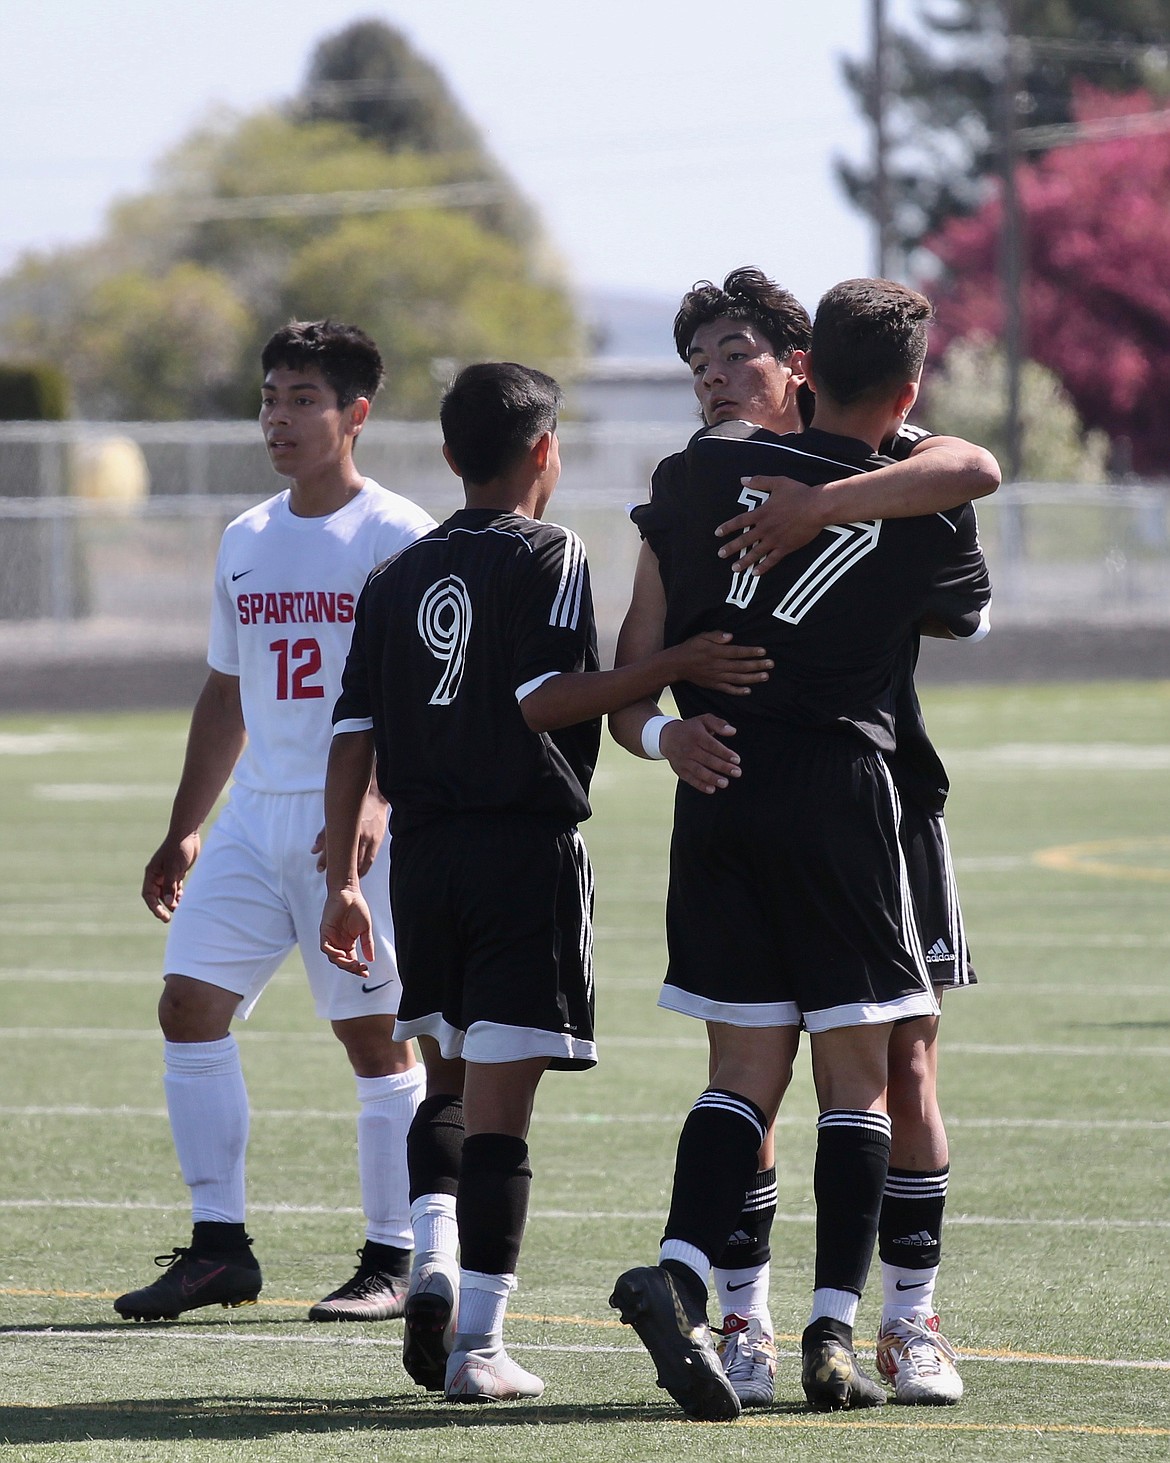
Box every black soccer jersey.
[633,423,990,752]
[333,507,601,834]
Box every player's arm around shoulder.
[718,435,1001,577]
[142,669,244,922]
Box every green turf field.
[2,682,1169,1461]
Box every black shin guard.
[406,1093,464,1202]
[713,1165,777,1272]
[663,1089,767,1264]
[457,1133,532,1277]
[813,1110,892,1296]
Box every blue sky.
[2,1,921,315]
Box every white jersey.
[208,478,436,794]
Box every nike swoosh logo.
[180,1264,227,1297]
[895,1279,929,1291]
[231,569,254,581]
[726,1279,754,1292]
[361,980,392,993]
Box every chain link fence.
[1,421,1168,691]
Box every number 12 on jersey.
[269,638,324,700]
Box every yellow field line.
[1034,835,1170,883]
[5,1290,1169,1374]
[694,1418,1170,1437]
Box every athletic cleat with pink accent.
[444,1345,545,1401]
[114,1243,261,1321]
[402,1254,459,1391]
[876,1313,963,1404]
[716,1312,777,1407]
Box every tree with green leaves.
[0,20,577,421]
[925,335,1110,480]
[839,0,1170,259]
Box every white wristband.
[641,714,679,760]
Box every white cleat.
[876,1314,964,1405]
[402,1254,460,1391]
[444,1345,545,1402]
[716,1312,777,1407]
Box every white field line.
[4,1027,1170,1059]
[4,1104,1170,1133]
[0,1324,1167,1374]
[2,1197,1169,1231]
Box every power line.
[173,180,505,223]
[1016,107,1170,152]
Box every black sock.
[713,1165,777,1271]
[357,1239,411,1278]
[457,1133,531,1277]
[406,1093,464,1201]
[191,1221,251,1256]
[812,1110,891,1295]
[663,1089,767,1264]
[879,1165,948,1269]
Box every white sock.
[455,1268,515,1347]
[808,1287,859,1329]
[659,1238,710,1290]
[163,1036,248,1224]
[411,1193,458,1261]
[881,1262,939,1326]
[356,1066,426,1247]
[714,1262,771,1324]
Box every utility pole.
[997,0,1024,481]
[872,0,892,278]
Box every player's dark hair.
[811,279,934,407]
[440,363,563,485]
[261,320,384,408]
[673,267,812,363]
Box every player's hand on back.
[715,475,827,575]
[670,630,771,695]
[141,832,201,923]
[320,889,375,977]
[661,715,741,794]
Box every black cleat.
[308,1246,409,1322]
[114,1242,261,1322]
[801,1319,887,1411]
[610,1264,741,1422]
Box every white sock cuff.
[460,1269,517,1296]
[809,1287,860,1327]
[659,1240,710,1286]
[410,1192,457,1223]
[355,1065,426,1104]
[163,1035,239,1076]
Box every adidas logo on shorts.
[925,939,953,962]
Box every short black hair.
[811,279,934,407]
[673,267,812,363]
[440,363,563,485]
[261,320,384,408]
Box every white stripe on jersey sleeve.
[515,670,561,703]
[333,716,375,734]
[549,529,586,629]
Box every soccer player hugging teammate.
[319,362,772,1402]
[608,278,993,1419]
[118,321,436,1324]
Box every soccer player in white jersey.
[114,321,436,1324]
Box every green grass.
[2,683,1169,1461]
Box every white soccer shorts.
[163,785,402,1021]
